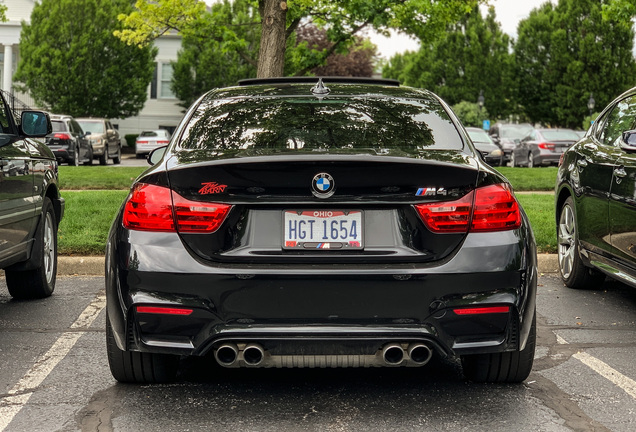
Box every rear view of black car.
[105,78,537,384]
[45,114,92,166]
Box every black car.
[556,87,636,289]
[465,127,504,166]
[0,97,64,299]
[45,114,92,166]
[105,78,537,384]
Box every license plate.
[283,210,363,250]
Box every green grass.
[56,190,557,255]
[58,190,129,255]
[517,194,556,253]
[495,166,558,191]
[58,166,146,190]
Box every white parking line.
[556,332,636,400]
[0,293,106,432]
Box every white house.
[0,0,183,137]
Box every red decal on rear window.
[199,182,227,194]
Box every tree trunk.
[257,0,287,78]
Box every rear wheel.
[83,146,93,165]
[461,312,536,383]
[527,152,534,168]
[557,196,604,289]
[5,198,57,299]
[71,145,80,166]
[106,313,179,383]
[113,145,121,164]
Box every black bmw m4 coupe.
[105,78,537,383]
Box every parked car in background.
[466,127,504,166]
[1,99,65,299]
[488,123,533,165]
[76,118,122,165]
[135,129,171,157]
[555,86,636,290]
[512,128,580,167]
[106,77,537,384]
[45,114,92,166]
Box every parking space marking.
[555,332,636,400]
[0,293,106,432]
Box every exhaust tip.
[382,344,405,365]
[215,343,239,367]
[408,343,433,365]
[243,344,265,366]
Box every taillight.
[136,140,148,144]
[122,183,231,233]
[53,133,71,140]
[137,306,193,315]
[414,184,521,233]
[538,142,555,151]
[453,306,510,315]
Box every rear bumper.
[106,220,537,364]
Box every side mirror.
[20,111,52,137]
[621,130,636,150]
[85,131,92,136]
[148,145,167,165]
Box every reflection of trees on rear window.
[179,97,462,153]
[140,131,159,137]
[51,121,68,132]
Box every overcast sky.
[371,0,552,59]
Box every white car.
[135,130,171,157]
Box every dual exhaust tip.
[215,343,264,367]
[214,342,433,368]
[382,343,433,366]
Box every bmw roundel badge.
[312,172,335,198]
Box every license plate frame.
[283,210,363,250]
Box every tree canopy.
[383,6,515,120]
[15,0,156,119]
[116,0,485,78]
[515,0,635,127]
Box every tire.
[557,196,605,289]
[113,145,121,164]
[106,313,179,383]
[71,145,80,166]
[84,146,93,165]
[510,152,517,167]
[99,147,108,165]
[461,311,536,383]
[5,198,58,299]
[527,152,534,168]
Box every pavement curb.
[43,254,558,276]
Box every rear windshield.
[541,130,581,141]
[140,131,159,137]
[500,126,532,139]
[51,121,68,132]
[179,96,463,153]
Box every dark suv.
[45,114,92,166]
[0,95,64,299]
[556,86,636,289]
[106,77,537,384]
